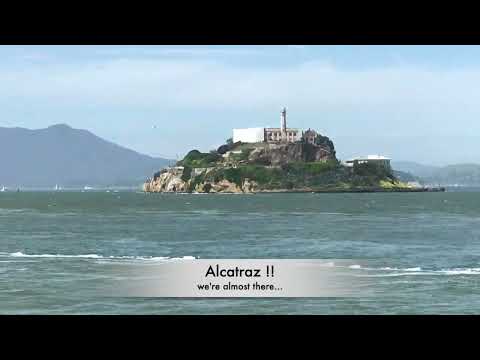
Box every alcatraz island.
[143,108,444,194]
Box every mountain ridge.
[0,124,173,187]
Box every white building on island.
[233,108,303,144]
[344,155,391,170]
[232,127,265,143]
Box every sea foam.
[3,252,196,261]
[348,264,480,276]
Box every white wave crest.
[378,267,422,272]
[441,268,480,275]
[4,252,196,261]
[349,263,480,276]
[10,252,102,259]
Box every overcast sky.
[1,45,480,165]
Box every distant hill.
[391,161,439,178]
[424,164,480,186]
[392,161,480,186]
[0,124,173,188]
[392,170,420,183]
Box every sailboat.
[0,186,6,192]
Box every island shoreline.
[144,187,446,194]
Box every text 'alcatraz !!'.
[205,264,275,278]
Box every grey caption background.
[100,259,373,298]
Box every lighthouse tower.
[281,107,287,141]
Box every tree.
[217,144,230,155]
[315,135,335,152]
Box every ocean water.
[1,191,480,314]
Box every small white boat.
[84,186,93,191]
[0,186,6,192]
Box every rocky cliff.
[143,166,189,192]
[143,166,260,193]
[247,142,334,166]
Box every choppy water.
[1,191,480,314]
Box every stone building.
[302,128,318,145]
[264,108,301,143]
[264,127,302,143]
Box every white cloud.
[1,57,480,118]
[95,46,267,57]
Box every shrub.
[180,150,222,168]
[251,157,271,166]
[223,168,243,186]
[230,149,252,162]
[203,183,212,193]
[353,162,392,179]
[315,135,335,152]
[304,160,339,174]
[217,144,230,155]
[188,174,205,192]
[183,150,203,161]
[181,166,192,182]
[217,140,244,155]
[282,160,338,176]
[205,165,284,188]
